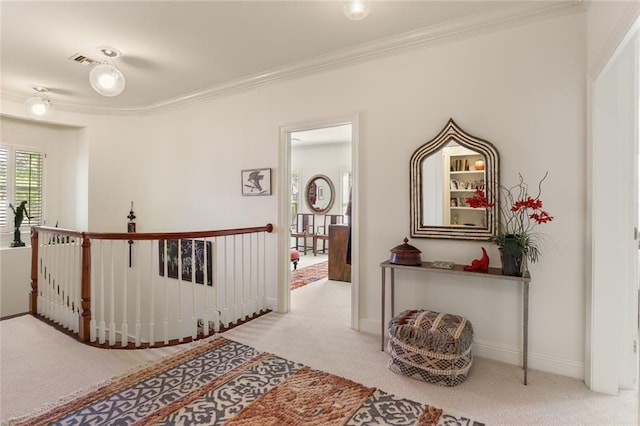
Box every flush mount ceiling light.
[89,46,126,97]
[25,85,53,119]
[344,0,370,20]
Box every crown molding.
[2,1,585,117]
[588,1,640,81]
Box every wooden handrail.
[32,224,274,241]
[79,235,91,342]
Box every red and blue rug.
[291,261,328,290]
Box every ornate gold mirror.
[410,118,499,240]
[305,174,335,214]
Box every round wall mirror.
[305,174,335,214]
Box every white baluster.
[149,240,156,347]
[90,237,97,342]
[240,234,246,320]
[163,239,169,345]
[65,238,72,329]
[201,238,209,336]
[211,237,219,333]
[109,240,116,346]
[249,233,255,315]
[121,240,129,347]
[135,240,141,347]
[38,232,45,317]
[99,240,106,344]
[177,239,185,342]
[193,239,199,339]
[222,236,228,327]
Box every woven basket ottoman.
[387,309,473,386]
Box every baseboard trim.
[0,311,29,321]
[473,340,584,379]
[359,318,584,379]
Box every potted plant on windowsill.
[466,172,554,276]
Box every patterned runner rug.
[8,337,483,426]
[291,261,328,290]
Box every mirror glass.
[305,174,335,214]
[410,119,499,240]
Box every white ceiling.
[292,123,352,146]
[1,1,581,115]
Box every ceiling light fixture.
[89,46,126,97]
[344,0,370,20]
[25,85,53,119]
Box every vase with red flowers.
[466,172,554,276]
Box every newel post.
[79,234,91,342]
[29,228,38,315]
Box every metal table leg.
[523,279,529,385]
[381,266,385,351]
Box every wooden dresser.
[328,224,351,282]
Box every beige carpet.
[1,277,637,425]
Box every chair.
[314,214,343,255]
[291,213,315,255]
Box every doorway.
[278,116,359,330]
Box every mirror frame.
[305,174,335,214]
[410,118,499,240]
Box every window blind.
[14,150,43,227]
[0,145,44,232]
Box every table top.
[380,260,531,282]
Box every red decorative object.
[464,247,489,272]
[290,249,300,270]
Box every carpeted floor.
[6,336,482,426]
[291,261,328,290]
[1,279,637,425]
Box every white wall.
[1,12,587,377]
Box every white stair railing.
[30,224,274,347]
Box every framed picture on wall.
[241,168,272,196]
[158,239,213,286]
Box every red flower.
[530,211,553,224]
[465,189,495,208]
[512,197,543,212]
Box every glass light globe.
[344,0,370,20]
[90,63,126,96]
[25,96,52,119]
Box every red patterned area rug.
[7,337,484,426]
[291,261,328,290]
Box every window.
[0,144,44,232]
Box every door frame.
[277,114,360,330]
[587,17,640,394]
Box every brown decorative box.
[389,238,422,266]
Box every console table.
[380,260,532,385]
